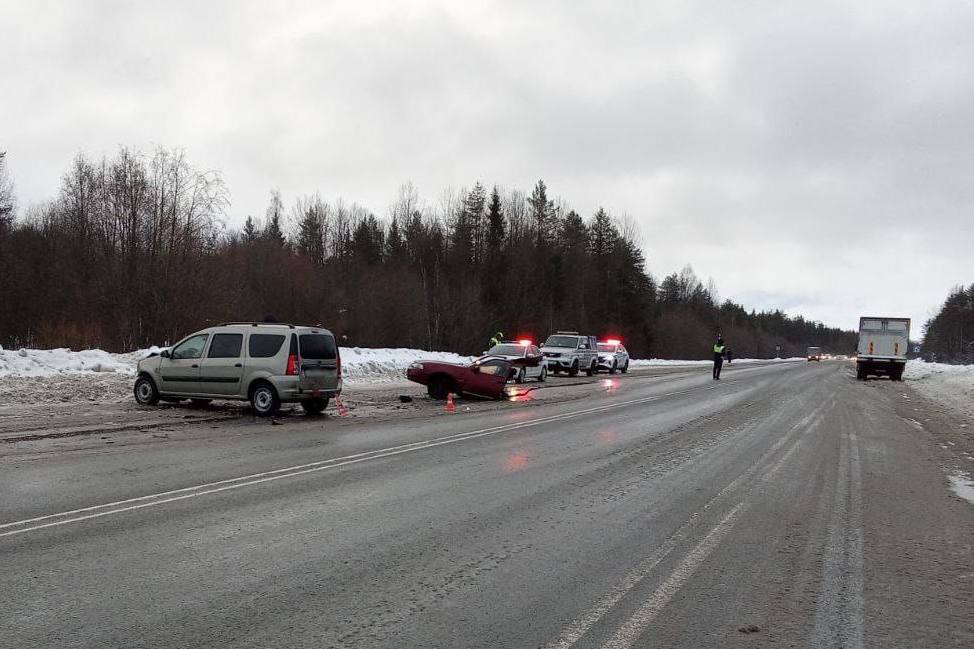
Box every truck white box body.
[856,317,910,381]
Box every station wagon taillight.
[286,353,299,376]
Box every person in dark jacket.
[713,338,726,379]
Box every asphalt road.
[1,362,971,648]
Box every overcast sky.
[2,0,972,333]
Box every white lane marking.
[1,385,718,538]
[602,503,745,649]
[545,395,823,649]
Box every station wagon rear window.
[248,334,286,358]
[299,334,337,359]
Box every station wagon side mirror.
[160,349,171,359]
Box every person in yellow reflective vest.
[489,331,504,349]
[713,337,726,380]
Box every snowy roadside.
[904,360,974,421]
[0,346,473,405]
[0,344,802,406]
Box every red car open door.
[465,358,511,399]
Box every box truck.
[856,317,909,381]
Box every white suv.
[134,322,342,416]
[540,332,600,377]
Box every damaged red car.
[406,357,515,400]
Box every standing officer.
[713,337,726,380]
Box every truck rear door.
[858,318,909,359]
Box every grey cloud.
[2,0,972,331]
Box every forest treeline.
[922,284,974,363]
[0,147,856,358]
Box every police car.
[596,339,630,374]
[480,340,547,383]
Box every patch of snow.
[947,472,974,505]
[904,360,974,420]
[338,347,473,384]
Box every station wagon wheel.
[302,397,328,415]
[250,382,280,417]
[133,375,160,406]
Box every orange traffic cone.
[336,395,350,417]
[445,392,456,413]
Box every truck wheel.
[134,375,160,406]
[568,360,579,377]
[250,381,280,417]
[856,365,866,381]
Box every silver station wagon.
[134,322,342,416]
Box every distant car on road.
[807,346,822,361]
[133,322,341,416]
[541,332,599,376]
[596,339,630,373]
[406,357,513,400]
[480,340,547,383]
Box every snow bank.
[338,347,473,383]
[0,345,471,384]
[0,347,146,377]
[904,360,974,420]
[948,471,974,505]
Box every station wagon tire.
[302,397,329,415]
[134,375,160,406]
[190,398,212,407]
[249,381,280,417]
[568,360,579,377]
[515,368,526,384]
[539,366,547,382]
[427,376,452,400]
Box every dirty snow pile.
[904,360,974,420]
[337,347,473,383]
[0,346,148,377]
[0,345,471,382]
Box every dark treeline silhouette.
[0,147,856,357]
[922,284,974,363]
